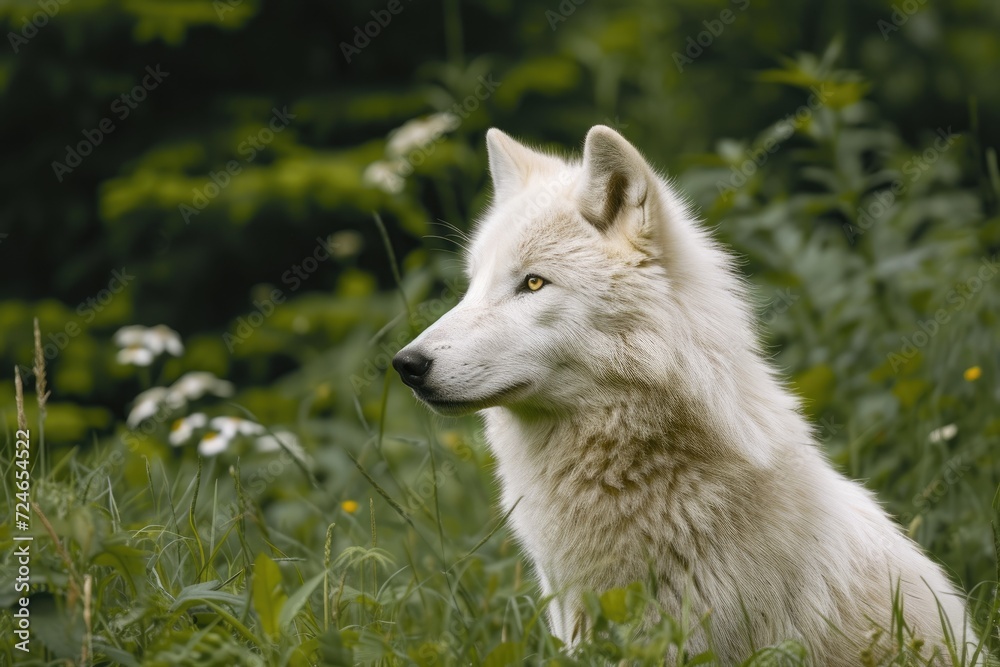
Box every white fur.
[395,126,979,664]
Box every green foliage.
[2,0,999,664]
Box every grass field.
[2,226,999,666]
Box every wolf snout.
[393,349,432,388]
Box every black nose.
[392,349,432,388]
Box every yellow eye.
[526,275,545,292]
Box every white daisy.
[198,430,232,456]
[363,160,405,194]
[196,417,264,456]
[147,324,184,356]
[113,324,184,361]
[928,424,958,444]
[117,345,155,367]
[126,387,172,427]
[168,412,207,446]
[209,416,265,439]
[386,112,460,158]
[169,372,234,403]
[114,325,150,348]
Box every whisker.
[422,235,467,255]
[431,219,472,244]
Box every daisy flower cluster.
[127,371,305,459]
[362,112,461,194]
[117,325,307,461]
[114,324,184,366]
[171,413,306,459]
[126,371,235,426]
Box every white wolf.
[392,126,980,664]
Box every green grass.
[1,323,998,666]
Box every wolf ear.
[486,128,561,200]
[577,126,652,236]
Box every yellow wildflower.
[341,500,359,514]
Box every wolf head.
[393,126,757,420]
